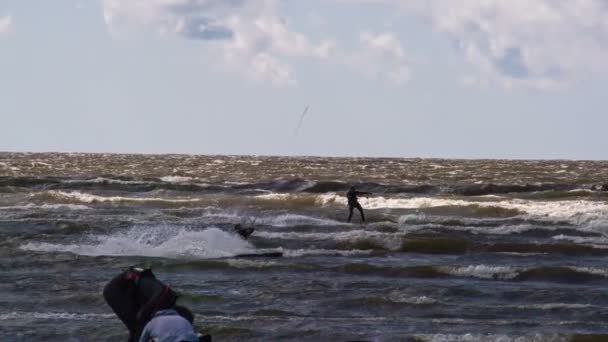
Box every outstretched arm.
[356,191,372,196]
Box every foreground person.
[103,267,211,342]
[139,306,199,342]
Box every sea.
[1,152,608,342]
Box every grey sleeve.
[138,324,151,342]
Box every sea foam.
[20,226,254,259]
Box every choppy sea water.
[1,152,608,341]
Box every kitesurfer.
[234,224,255,239]
[346,186,371,223]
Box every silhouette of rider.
[346,186,371,223]
[234,224,255,239]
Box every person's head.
[350,186,355,191]
[173,305,194,324]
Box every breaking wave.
[30,191,202,205]
[20,226,255,259]
[320,194,608,225]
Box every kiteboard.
[234,251,283,258]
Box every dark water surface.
[1,153,608,341]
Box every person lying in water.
[346,186,372,223]
[234,223,255,239]
[103,267,211,342]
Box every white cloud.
[0,15,12,34]
[356,31,411,84]
[101,0,333,87]
[408,0,608,89]
[336,0,608,89]
[99,0,608,89]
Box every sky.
[1,0,608,160]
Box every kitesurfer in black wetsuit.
[103,267,211,342]
[234,224,255,239]
[346,186,371,223]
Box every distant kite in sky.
[294,105,310,136]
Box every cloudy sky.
[1,0,607,159]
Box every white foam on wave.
[160,176,195,183]
[199,210,342,227]
[570,266,608,277]
[323,194,608,229]
[437,264,608,281]
[256,230,387,241]
[516,303,594,310]
[260,214,344,227]
[552,234,608,247]
[256,193,295,200]
[387,292,438,305]
[256,193,328,204]
[437,265,520,280]
[308,193,608,226]
[64,177,145,185]
[414,333,565,342]
[283,248,373,257]
[0,203,90,210]
[20,226,255,259]
[225,259,280,268]
[0,311,114,321]
[37,191,201,204]
[401,214,539,235]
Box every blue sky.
[1,0,607,159]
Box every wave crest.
[20,226,254,259]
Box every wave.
[30,191,202,205]
[4,174,605,198]
[386,293,439,305]
[337,263,608,283]
[151,258,289,272]
[515,303,595,310]
[449,183,576,196]
[159,175,195,183]
[193,211,344,228]
[257,213,342,227]
[20,226,255,259]
[437,265,520,280]
[487,242,608,255]
[413,333,566,342]
[255,229,608,255]
[553,234,608,247]
[64,177,148,185]
[327,195,608,224]
[256,229,397,241]
[0,311,114,321]
[401,238,470,254]
[283,248,374,257]
[0,203,91,210]
[400,237,608,256]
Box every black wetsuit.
[234,224,255,239]
[103,268,178,342]
[347,189,370,223]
